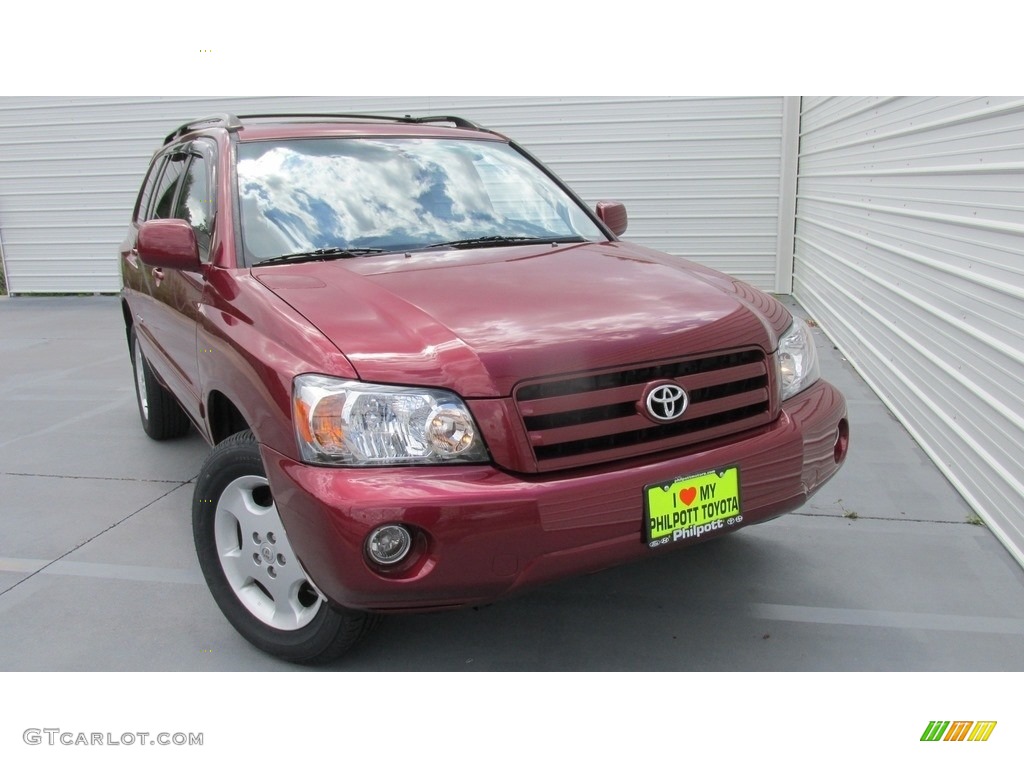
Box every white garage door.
[0,96,793,293]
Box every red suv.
[120,113,849,664]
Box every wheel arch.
[207,389,251,445]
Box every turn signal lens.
[310,394,346,452]
[294,398,313,444]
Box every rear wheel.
[193,430,378,664]
[130,327,190,440]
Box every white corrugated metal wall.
[793,96,1024,567]
[0,96,791,294]
[4,95,1024,569]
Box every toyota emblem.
[642,381,689,423]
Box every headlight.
[293,374,490,466]
[778,316,820,400]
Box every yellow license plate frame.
[644,466,742,547]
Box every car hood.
[253,241,790,398]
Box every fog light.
[366,525,412,565]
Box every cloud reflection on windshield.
[237,138,603,260]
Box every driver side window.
[151,153,188,221]
[173,154,214,260]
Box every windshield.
[236,137,606,262]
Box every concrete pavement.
[2,295,1024,671]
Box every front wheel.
[193,430,378,664]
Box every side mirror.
[596,201,628,237]
[137,220,201,272]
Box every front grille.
[515,349,773,471]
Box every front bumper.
[263,379,847,611]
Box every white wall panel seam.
[795,234,1024,414]
[797,97,901,133]
[794,225,1024,353]
[798,99,1024,156]
[774,97,800,293]
[795,213,1024,302]
[794,266,1024,424]
[798,98,991,142]
[801,193,1024,216]
[794,214,1019,303]
[798,195,1024,237]
[797,257,1024,510]
[799,162,1024,178]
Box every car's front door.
[130,140,216,427]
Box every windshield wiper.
[424,235,586,250]
[256,247,386,266]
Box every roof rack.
[162,112,488,145]
[238,113,486,130]
[163,114,243,145]
[408,115,485,130]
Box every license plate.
[644,466,742,547]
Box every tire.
[130,327,191,440]
[193,430,378,664]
